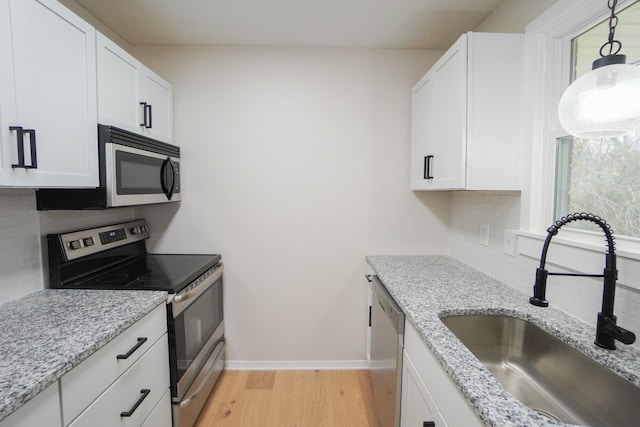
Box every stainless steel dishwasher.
[368,274,405,427]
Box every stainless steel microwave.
[36,125,180,210]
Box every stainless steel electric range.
[47,219,224,427]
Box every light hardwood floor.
[195,370,380,427]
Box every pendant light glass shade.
[558,0,640,139]
[558,62,640,138]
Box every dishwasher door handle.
[371,275,404,334]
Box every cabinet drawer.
[404,321,482,427]
[61,305,167,424]
[68,335,170,427]
[141,389,172,427]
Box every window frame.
[521,0,640,260]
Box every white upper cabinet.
[411,32,524,191]
[0,0,98,188]
[141,67,173,142]
[97,33,173,143]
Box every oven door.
[168,264,224,401]
[105,143,181,207]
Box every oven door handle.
[172,264,223,317]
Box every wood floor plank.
[326,370,372,427]
[357,370,380,427]
[245,371,276,390]
[194,370,251,426]
[195,370,379,427]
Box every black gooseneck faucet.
[530,213,636,350]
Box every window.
[553,0,640,239]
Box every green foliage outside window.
[556,132,640,237]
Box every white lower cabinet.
[401,350,446,427]
[61,304,171,427]
[402,321,482,427]
[0,383,61,427]
[0,306,170,427]
[67,337,170,427]
[141,389,172,427]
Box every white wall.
[133,46,449,365]
[475,0,559,32]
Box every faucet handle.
[596,313,636,349]
[612,324,636,345]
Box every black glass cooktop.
[65,254,221,293]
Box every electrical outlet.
[503,229,516,256]
[479,224,490,247]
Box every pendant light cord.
[600,0,622,57]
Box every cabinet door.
[404,322,483,427]
[0,0,98,188]
[432,35,467,190]
[0,0,17,184]
[401,351,447,427]
[410,70,437,190]
[0,383,61,427]
[141,68,173,143]
[96,33,143,134]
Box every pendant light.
[558,0,640,138]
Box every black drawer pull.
[423,422,435,427]
[9,126,38,169]
[120,389,150,417]
[116,337,147,360]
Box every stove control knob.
[83,237,95,247]
[131,226,142,235]
[68,240,82,250]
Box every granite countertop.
[367,255,640,427]
[0,289,167,422]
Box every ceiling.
[71,0,505,49]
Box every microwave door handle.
[160,157,175,200]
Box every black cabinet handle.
[120,389,150,417]
[9,126,37,169]
[364,274,373,283]
[116,337,147,360]
[139,102,148,127]
[146,103,152,128]
[140,102,153,129]
[423,422,435,427]
[424,155,434,180]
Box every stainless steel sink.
[440,315,640,426]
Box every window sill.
[516,231,640,292]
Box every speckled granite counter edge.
[0,289,168,421]
[367,255,640,427]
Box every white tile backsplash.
[0,189,42,304]
[0,189,136,304]
[449,191,640,349]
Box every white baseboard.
[224,360,370,370]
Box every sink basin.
[440,315,640,426]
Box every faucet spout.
[529,213,636,350]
